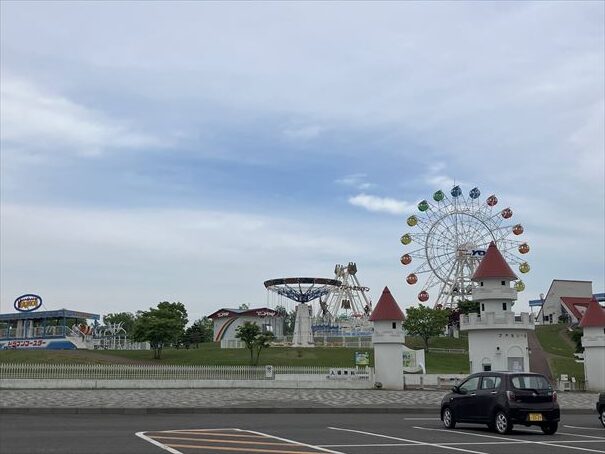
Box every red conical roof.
[369,286,405,321]
[472,241,518,281]
[579,298,605,328]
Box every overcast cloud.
[1,1,603,318]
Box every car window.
[459,376,480,393]
[480,376,501,390]
[512,375,551,390]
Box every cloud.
[423,162,465,189]
[335,173,374,190]
[348,193,415,215]
[0,203,360,316]
[0,76,161,156]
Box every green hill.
[0,335,470,373]
[535,324,584,381]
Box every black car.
[597,393,605,428]
[440,371,560,435]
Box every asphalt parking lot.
[0,412,602,454]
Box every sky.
[1,1,604,323]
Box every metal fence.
[0,363,370,381]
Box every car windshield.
[512,375,551,390]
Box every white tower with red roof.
[461,242,534,373]
[580,298,605,391]
[370,286,405,390]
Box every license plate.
[528,413,543,422]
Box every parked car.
[440,371,560,435]
[597,393,605,428]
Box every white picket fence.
[0,363,370,381]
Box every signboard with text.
[14,294,43,312]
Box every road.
[0,412,602,454]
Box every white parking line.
[328,426,490,454]
[522,428,605,439]
[242,429,344,454]
[319,440,605,448]
[564,426,605,432]
[404,418,442,421]
[135,432,183,454]
[414,426,605,453]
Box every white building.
[535,280,593,324]
[208,307,284,348]
[370,286,405,390]
[461,242,534,373]
[580,298,605,392]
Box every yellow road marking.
[167,444,323,453]
[151,435,296,446]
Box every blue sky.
[1,1,604,322]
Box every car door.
[453,376,481,421]
[475,375,502,421]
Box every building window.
[392,322,396,329]
[482,364,492,372]
[501,280,506,286]
[481,304,485,311]
[502,303,507,311]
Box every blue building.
[0,308,100,350]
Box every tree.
[403,305,450,350]
[238,303,250,310]
[184,317,214,347]
[570,328,583,353]
[447,300,480,329]
[275,305,295,336]
[457,300,480,315]
[103,312,137,333]
[253,332,275,365]
[235,321,275,365]
[131,302,188,359]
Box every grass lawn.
[0,341,471,373]
[0,345,374,367]
[98,345,374,366]
[405,335,468,351]
[534,324,584,381]
[535,325,576,356]
[549,356,584,381]
[0,349,115,364]
[425,352,469,374]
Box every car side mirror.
[451,386,460,393]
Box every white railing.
[0,363,370,381]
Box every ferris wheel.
[400,185,530,308]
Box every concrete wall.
[468,330,529,373]
[582,326,605,391]
[0,378,372,389]
[403,374,467,389]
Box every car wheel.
[541,422,558,435]
[600,408,605,429]
[494,411,512,434]
[442,407,456,429]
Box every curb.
[0,407,595,415]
